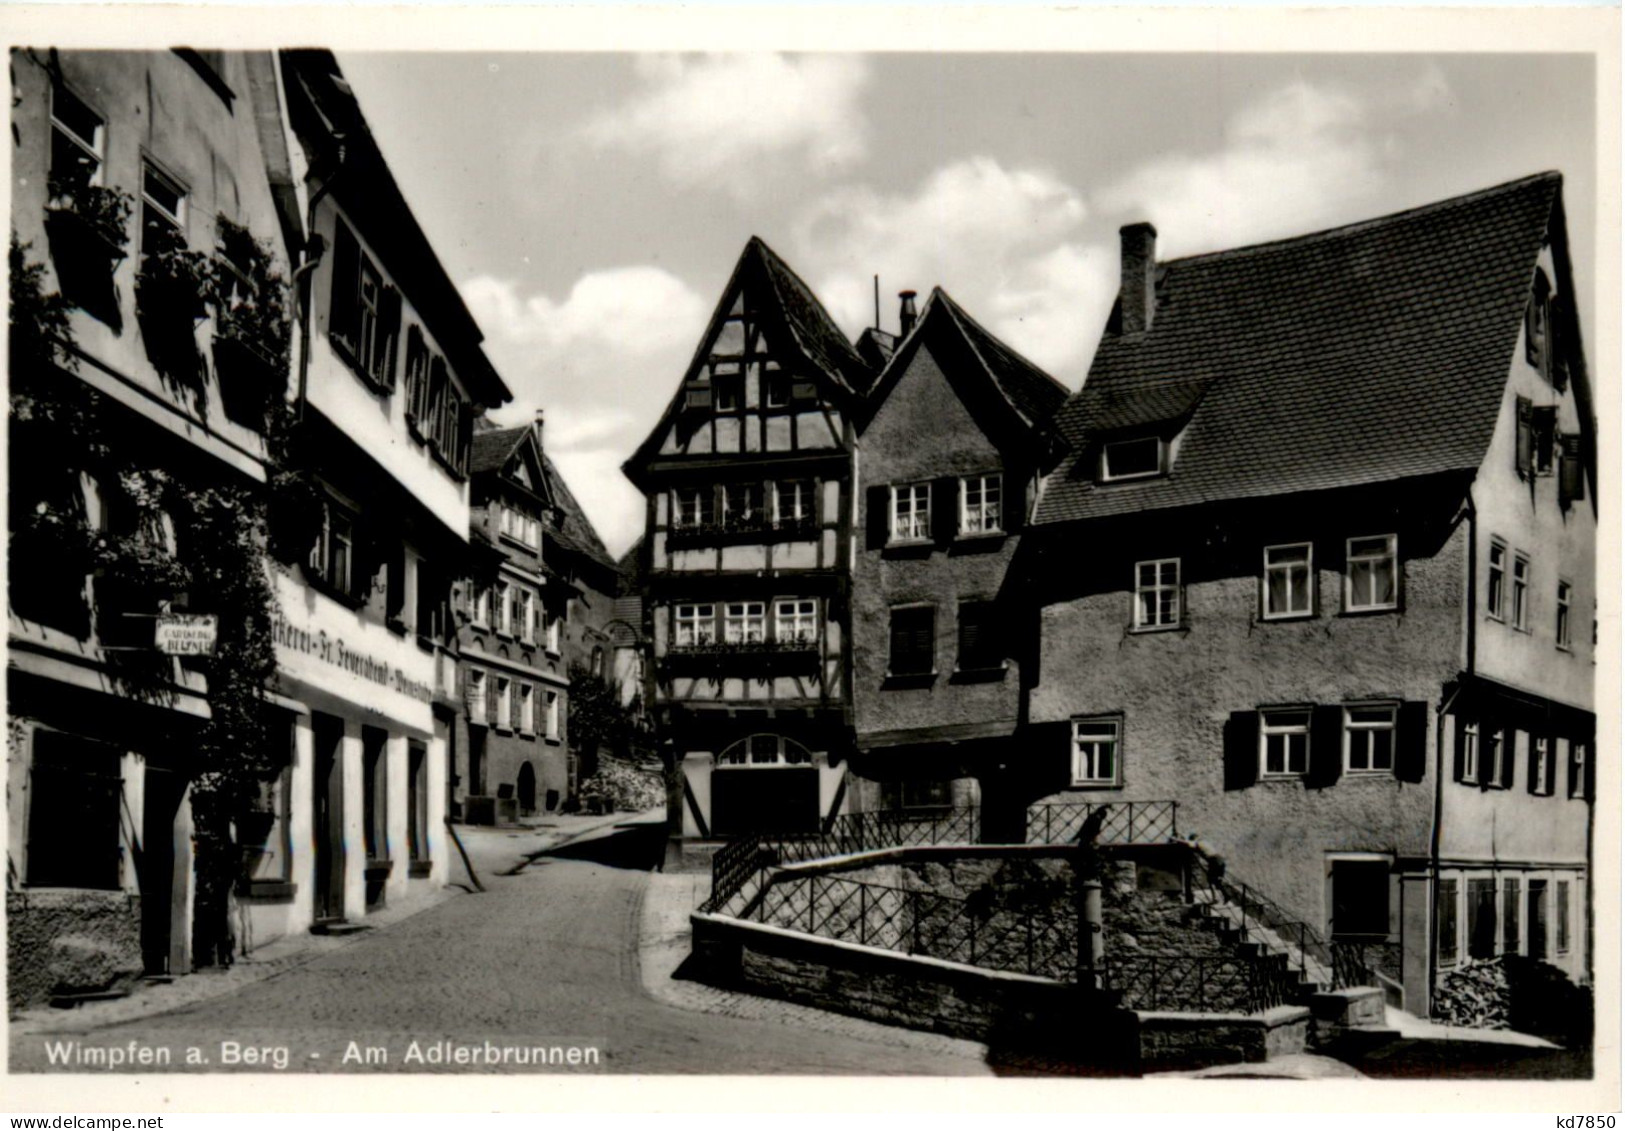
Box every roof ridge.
[934,287,1069,401]
[1161,171,1560,269]
[748,236,868,374]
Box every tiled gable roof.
[749,237,876,396]
[1035,172,1563,525]
[468,426,529,475]
[541,453,615,574]
[933,289,1070,428]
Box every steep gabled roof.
[625,237,874,480]
[540,453,615,575]
[862,287,1069,438]
[469,426,530,476]
[1036,172,1567,525]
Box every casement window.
[1512,553,1530,631]
[496,582,513,636]
[1345,535,1398,612]
[517,683,535,735]
[1436,877,1459,967]
[764,370,792,409]
[465,668,487,725]
[49,84,104,194]
[517,589,534,644]
[888,606,935,677]
[1569,742,1589,800]
[1556,881,1570,955]
[25,730,122,890]
[1259,709,1310,778]
[308,496,356,598]
[881,779,953,812]
[723,601,766,644]
[545,689,560,740]
[404,326,431,436]
[774,480,813,526]
[471,585,491,629]
[1487,540,1506,621]
[889,483,932,543]
[546,611,562,654]
[1344,704,1397,775]
[714,373,743,413]
[1533,406,1558,476]
[1459,722,1480,785]
[362,728,388,862]
[672,487,714,530]
[1556,580,1572,650]
[1133,558,1181,630]
[1486,726,1509,789]
[774,599,817,645]
[1467,878,1498,960]
[1502,876,1521,955]
[674,604,715,648]
[723,483,763,530]
[1071,717,1122,787]
[1100,436,1164,482]
[959,474,1003,536]
[138,161,188,260]
[956,600,1002,671]
[328,218,401,392]
[1527,880,1549,961]
[1529,735,1554,796]
[494,676,512,731]
[1262,543,1313,619]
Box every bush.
[1434,956,1593,1048]
[576,758,663,815]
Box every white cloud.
[581,54,871,194]
[791,157,1108,380]
[1093,71,1456,258]
[461,266,708,556]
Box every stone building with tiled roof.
[1021,173,1595,1016]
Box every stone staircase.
[1189,886,1336,994]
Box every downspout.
[292,145,348,425]
[1429,486,1477,1014]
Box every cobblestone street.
[10,832,992,1076]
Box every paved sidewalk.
[9,809,641,1036]
[635,870,989,1060]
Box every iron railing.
[699,806,981,914]
[748,870,1077,979]
[1106,954,1299,1014]
[1188,850,1374,991]
[1025,800,1179,846]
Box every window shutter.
[913,608,935,667]
[1002,476,1024,534]
[1498,723,1516,789]
[932,476,958,542]
[1396,701,1428,783]
[379,285,402,391]
[463,671,480,717]
[1305,705,1344,789]
[1515,396,1533,478]
[1532,406,1557,471]
[1222,711,1258,791]
[1559,434,1585,506]
[328,219,360,359]
[1550,298,1570,391]
[486,673,499,726]
[865,486,890,550]
[1452,714,1468,782]
[957,604,986,669]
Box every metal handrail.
[1025,800,1180,846]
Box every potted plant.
[136,224,213,402]
[210,217,290,432]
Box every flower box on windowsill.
[881,670,938,690]
[212,333,285,433]
[408,860,432,878]
[660,640,820,678]
[44,205,127,328]
[665,517,819,550]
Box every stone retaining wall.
[8,889,144,1010]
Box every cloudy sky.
[336,52,1595,557]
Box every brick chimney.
[1118,222,1158,334]
[898,290,918,338]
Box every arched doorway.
[517,761,537,816]
[710,733,818,835]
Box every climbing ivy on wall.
[9,230,301,967]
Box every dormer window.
[1100,436,1166,482]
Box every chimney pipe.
[534,407,545,447]
[898,290,918,339]
[1118,222,1158,334]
